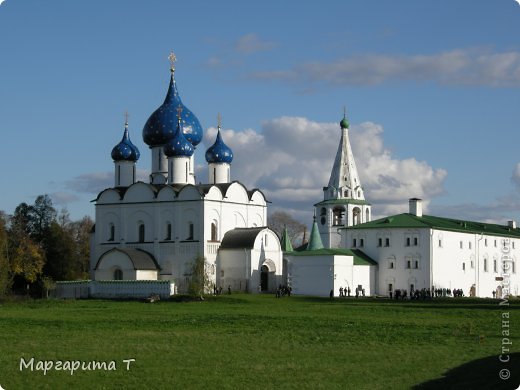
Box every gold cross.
[217,112,222,128]
[168,51,177,73]
[124,111,129,127]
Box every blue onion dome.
[205,125,233,164]
[163,110,194,158]
[142,54,203,147]
[111,121,140,162]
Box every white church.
[78,53,519,299]
[89,54,283,295]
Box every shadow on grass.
[413,353,520,390]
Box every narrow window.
[513,262,516,274]
[460,241,463,249]
[469,242,472,250]
[108,224,115,241]
[414,260,418,269]
[406,237,410,247]
[494,259,497,273]
[188,222,194,240]
[484,259,488,272]
[138,223,145,243]
[484,238,488,247]
[360,238,364,247]
[389,262,394,269]
[462,263,465,271]
[378,238,382,247]
[211,222,218,241]
[213,167,216,183]
[385,238,390,247]
[414,237,418,246]
[494,240,497,248]
[406,260,411,269]
[117,166,121,186]
[353,238,357,247]
[166,223,172,240]
[438,239,442,247]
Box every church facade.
[90,54,282,294]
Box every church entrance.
[260,265,269,291]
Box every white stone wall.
[56,281,175,299]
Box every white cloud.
[202,116,446,223]
[64,169,149,194]
[50,192,80,206]
[248,49,520,88]
[235,33,276,54]
[511,162,520,191]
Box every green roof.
[280,227,293,252]
[288,248,377,266]
[314,198,370,207]
[306,220,324,250]
[346,213,520,238]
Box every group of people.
[212,285,232,295]
[275,285,291,298]
[389,287,466,300]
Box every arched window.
[365,208,370,222]
[332,207,345,226]
[114,268,123,280]
[108,223,115,241]
[352,207,361,225]
[138,223,145,243]
[211,222,218,241]
[166,223,172,240]
[187,222,194,240]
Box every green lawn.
[0,295,518,389]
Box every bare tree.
[268,211,306,247]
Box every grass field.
[0,295,518,389]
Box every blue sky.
[1,0,520,225]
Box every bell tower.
[314,110,371,248]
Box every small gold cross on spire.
[168,51,177,74]
[217,112,222,129]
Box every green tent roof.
[346,213,520,238]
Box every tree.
[9,238,45,284]
[67,216,94,279]
[43,222,78,281]
[268,211,307,247]
[30,194,57,243]
[187,255,211,298]
[0,212,12,297]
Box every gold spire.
[168,51,177,74]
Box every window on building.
[471,260,474,269]
[460,241,463,249]
[484,258,488,272]
[494,240,497,248]
[406,260,411,269]
[462,262,465,271]
[344,190,349,197]
[114,269,123,280]
[108,224,115,242]
[513,262,516,274]
[385,238,390,247]
[333,207,345,226]
[438,239,442,247]
[389,261,394,269]
[513,242,516,249]
[360,238,364,247]
[187,222,194,240]
[138,223,145,243]
[469,242,472,250]
[414,260,419,269]
[484,238,488,247]
[166,223,172,241]
[494,259,497,273]
[406,237,410,247]
[378,238,383,247]
[414,237,418,246]
[352,207,361,225]
[352,238,357,247]
[211,222,218,241]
